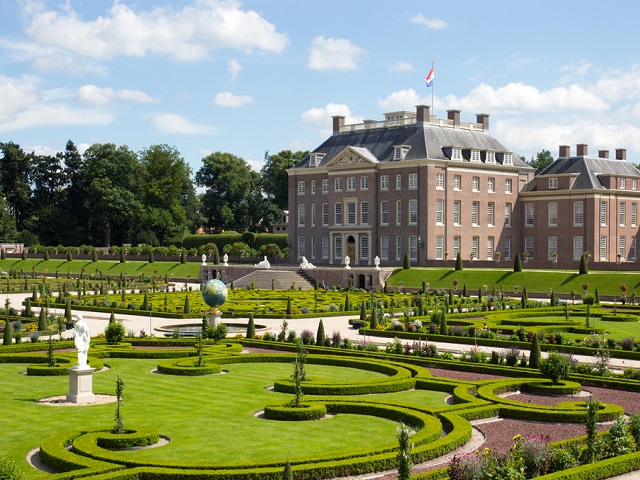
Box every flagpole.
[431,59,434,112]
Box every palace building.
[287,105,639,268]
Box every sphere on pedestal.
[201,279,228,311]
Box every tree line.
[0,140,307,247]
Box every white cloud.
[594,66,640,103]
[308,36,363,71]
[378,88,430,112]
[24,144,60,156]
[213,92,254,107]
[20,0,290,61]
[0,77,39,122]
[228,59,242,81]
[77,85,158,104]
[301,103,362,136]
[153,113,214,135]
[0,103,113,132]
[388,61,415,73]
[410,13,448,30]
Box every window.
[573,201,583,226]
[435,173,444,189]
[548,236,557,259]
[453,236,461,257]
[472,202,479,226]
[503,153,512,165]
[361,201,369,225]
[452,148,462,160]
[472,176,480,192]
[435,199,443,225]
[322,203,329,226]
[297,204,305,226]
[548,178,558,189]
[620,178,626,189]
[396,236,401,260]
[633,203,637,227]
[334,178,342,192]
[409,236,418,260]
[600,236,607,261]
[310,236,315,259]
[487,236,494,260]
[620,202,626,226]
[525,203,534,227]
[409,173,418,189]
[453,175,461,190]
[487,177,495,192]
[360,236,369,261]
[347,201,356,225]
[471,150,480,163]
[600,201,607,226]
[619,237,626,259]
[321,236,329,259]
[322,179,329,194]
[486,151,496,164]
[453,201,461,226]
[298,237,305,258]
[360,176,369,190]
[487,202,494,226]
[347,177,356,191]
[380,175,389,190]
[436,236,444,260]
[471,237,479,259]
[525,237,534,259]
[396,200,401,226]
[381,201,389,225]
[309,154,318,167]
[380,236,389,260]
[548,202,557,227]
[311,180,316,194]
[505,203,512,227]
[396,174,402,190]
[409,199,418,225]
[504,237,511,260]
[334,236,342,262]
[505,179,512,193]
[394,146,403,160]
[631,237,637,260]
[311,203,316,226]
[633,179,637,190]
[297,181,305,195]
[573,236,583,261]
[334,203,343,225]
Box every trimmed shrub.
[316,319,325,346]
[530,334,541,369]
[105,322,126,345]
[514,252,522,272]
[455,252,463,271]
[403,252,410,269]
[579,252,589,275]
[246,313,256,339]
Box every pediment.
[326,147,378,169]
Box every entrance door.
[346,236,356,263]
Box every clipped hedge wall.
[520,380,582,395]
[156,358,222,376]
[263,402,327,421]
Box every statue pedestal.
[67,365,96,403]
[208,311,222,327]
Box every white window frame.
[487,177,495,193]
[322,203,329,226]
[334,203,343,225]
[619,236,626,260]
[525,203,534,227]
[297,204,305,227]
[347,177,356,191]
[548,202,558,227]
[381,201,389,225]
[360,176,369,190]
[453,236,460,257]
[471,236,479,259]
[409,199,418,225]
[409,173,418,189]
[472,176,480,192]
[310,236,315,259]
[503,153,512,165]
[396,236,401,261]
[600,236,607,261]
[472,201,479,226]
[435,173,443,189]
[453,175,461,191]
[632,203,637,227]
[505,179,512,194]
[396,200,401,226]
[504,236,511,260]
[322,179,329,194]
[486,151,496,164]
[435,199,444,225]
[298,236,305,259]
[396,174,402,190]
[311,180,316,194]
[620,178,626,189]
[347,201,356,225]
[435,236,444,260]
[471,150,481,163]
[573,236,583,261]
[453,201,461,226]
[487,236,494,260]
[311,203,316,226]
[548,236,558,259]
[505,203,512,227]
[380,236,389,261]
[525,237,534,259]
[573,201,583,227]
[600,201,607,226]
[409,236,418,260]
[321,236,329,259]
[487,202,494,227]
[631,237,637,261]
[361,201,368,225]
[452,148,462,161]
[620,202,626,226]
[548,178,558,189]
[334,236,342,262]
[360,236,369,261]
[334,178,342,192]
[380,175,389,191]
[297,180,305,195]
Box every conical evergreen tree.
[514,253,523,272]
[595,288,600,304]
[3,318,12,345]
[109,311,116,324]
[455,252,463,271]
[66,250,72,262]
[38,308,47,331]
[120,249,126,263]
[523,286,528,301]
[24,298,32,317]
[92,249,98,262]
[530,334,541,369]
[21,249,26,260]
[143,291,150,311]
[180,249,186,264]
[316,319,325,346]
[462,284,468,297]
[550,290,556,307]
[478,287,483,302]
[184,294,191,314]
[344,293,351,311]
[286,297,292,315]
[448,289,453,305]
[149,251,155,263]
[100,282,105,295]
[440,308,448,335]
[360,301,366,321]
[65,299,72,322]
[369,303,378,329]
[579,253,589,275]
[31,286,38,301]
[521,292,526,308]
[213,249,220,265]
[403,252,410,269]
[0,248,4,260]
[246,313,255,339]
[44,249,49,261]
[282,461,293,480]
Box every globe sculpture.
[201,279,228,314]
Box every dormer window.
[393,145,410,160]
[548,178,558,189]
[470,150,481,163]
[308,153,324,167]
[486,151,496,164]
[451,147,462,161]
[503,153,512,165]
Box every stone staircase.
[232,269,315,290]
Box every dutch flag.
[425,65,434,87]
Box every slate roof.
[527,155,640,191]
[293,123,531,169]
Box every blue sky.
[1,0,639,175]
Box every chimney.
[559,145,570,157]
[598,150,609,159]
[616,148,627,161]
[576,144,588,156]
[416,105,430,124]
[447,109,461,128]
[332,115,345,134]
[476,113,490,131]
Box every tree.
[439,308,448,335]
[585,397,599,464]
[359,301,366,321]
[529,334,541,369]
[282,460,294,480]
[316,319,325,346]
[528,149,555,174]
[540,350,572,384]
[109,311,115,324]
[344,293,351,311]
[579,253,589,275]
[113,374,125,434]
[369,303,378,329]
[261,150,308,211]
[286,297,292,315]
[514,253,523,272]
[65,300,72,322]
[397,422,413,480]
[0,142,31,230]
[3,318,12,345]
[38,308,47,331]
[455,252,463,271]
[403,252,410,269]
[246,313,255,339]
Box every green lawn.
[0,358,448,476]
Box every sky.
[1,0,640,176]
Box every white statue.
[374,256,381,270]
[73,314,90,367]
[201,254,207,266]
[255,256,271,269]
[223,253,229,266]
[299,256,315,269]
[344,255,351,269]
